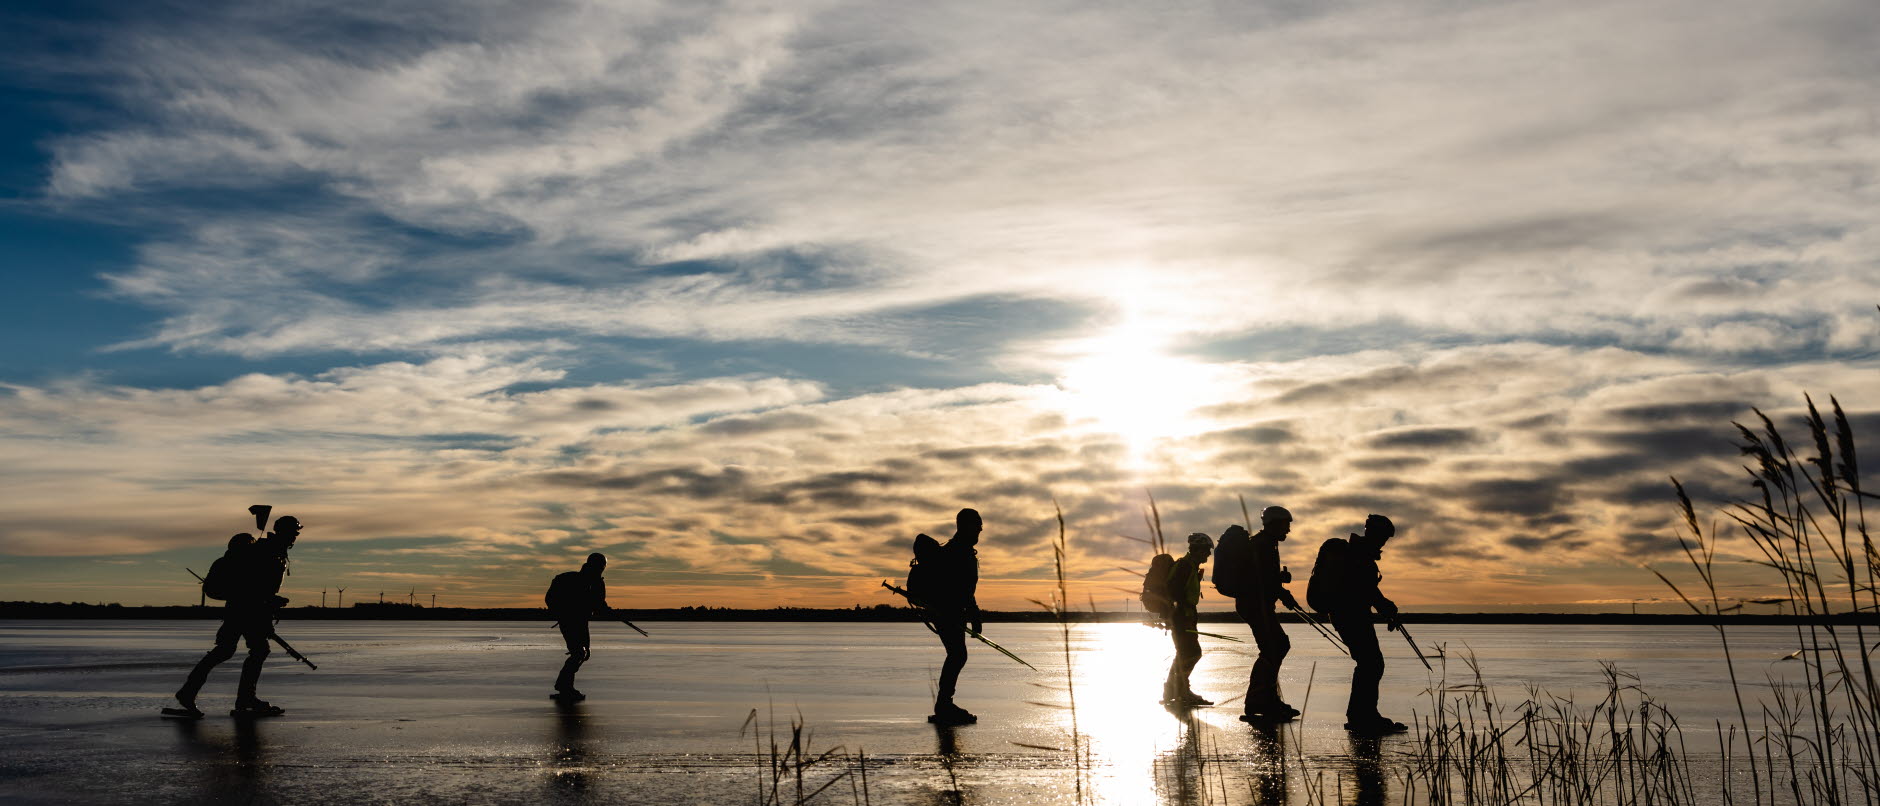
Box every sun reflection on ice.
[1052,622,1192,804]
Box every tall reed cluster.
[1387,653,1702,805]
[1652,395,1878,805]
[1372,395,1876,805]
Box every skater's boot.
[1343,715,1407,734]
[551,688,586,702]
[1181,690,1214,706]
[1241,699,1299,722]
[929,700,975,724]
[943,702,978,723]
[162,692,205,720]
[231,698,285,718]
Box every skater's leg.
[1240,598,1290,709]
[934,621,968,710]
[555,620,590,692]
[234,610,272,704]
[1333,615,1384,724]
[1169,612,1202,698]
[176,616,240,705]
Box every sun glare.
[1053,321,1225,456]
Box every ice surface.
[0,620,1808,804]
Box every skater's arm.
[590,578,611,617]
[1367,567,1395,616]
[1255,541,1283,605]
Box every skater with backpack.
[1162,532,1214,706]
[1214,506,1302,722]
[170,512,302,719]
[1306,514,1405,734]
[545,553,626,702]
[905,508,984,724]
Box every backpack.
[905,534,945,605]
[544,571,588,613]
[201,554,241,601]
[1305,537,1348,614]
[1139,552,1176,618]
[1211,529,1251,598]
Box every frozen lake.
[0,619,1826,804]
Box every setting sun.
[1052,321,1227,456]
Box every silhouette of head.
[583,553,606,575]
[1220,524,1249,542]
[1361,514,1395,545]
[1260,506,1294,539]
[227,533,255,552]
[955,508,982,544]
[1186,532,1214,561]
[272,516,301,545]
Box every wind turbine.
[336,587,346,609]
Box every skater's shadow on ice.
[169,714,269,802]
[547,700,598,797]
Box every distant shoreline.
[2,602,1872,626]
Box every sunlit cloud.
[3,0,1879,607]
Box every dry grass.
[740,703,872,805]
[1353,394,1877,806]
[1649,395,1879,805]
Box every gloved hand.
[1277,589,1300,610]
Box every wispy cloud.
[3,0,1879,606]
[27,0,1880,358]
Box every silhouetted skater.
[1215,506,1301,722]
[171,516,301,719]
[1308,514,1405,734]
[912,508,983,725]
[1163,532,1214,706]
[545,553,614,701]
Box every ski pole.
[881,581,1036,670]
[269,633,318,670]
[1286,603,1350,656]
[1184,628,1245,643]
[1388,616,1433,671]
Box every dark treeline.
[4,600,1875,625]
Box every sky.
[1,0,1877,610]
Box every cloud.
[1364,427,1484,450]
[15,0,1877,360]
[4,340,1878,606]
[7,1,1880,607]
